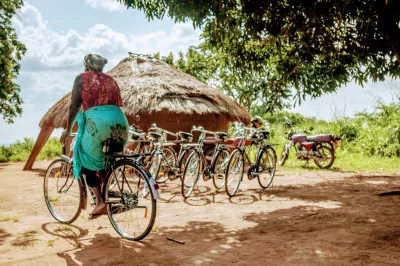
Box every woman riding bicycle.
[60,54,128,216]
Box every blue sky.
[0,0,399,144]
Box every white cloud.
[13,3,200,73]
[85,0,125,11]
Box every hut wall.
[127,112,230,134]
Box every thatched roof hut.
[24,56,250,170]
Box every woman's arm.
[60,74,82,144]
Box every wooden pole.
[23,126,54,170]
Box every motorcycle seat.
[306,136,317,141]
[306,134,334,142]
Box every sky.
[0,0,399,145]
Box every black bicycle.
[181,126,231,198]
[44,131,159,241]
[225,125,277,197]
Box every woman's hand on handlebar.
[60,130,69,146]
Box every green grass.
[0,197,9,203]
[0,215,20,222]
[47,239,56,247]
[48,196,60,203]
[278,150,400,174]
[54,225,74,233]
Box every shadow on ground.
[47,175,400,265]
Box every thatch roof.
[40,56,250,128]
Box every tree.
[120,0,400,108]
[0,0,26,123]
[157,46,286,112]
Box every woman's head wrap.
[84,54,108,71]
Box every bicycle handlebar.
[149,123,177,138]
[191,126,216,136]
[129,126,147,138]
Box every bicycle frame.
[186,127,229,176]
[149,124,194,176]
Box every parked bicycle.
[181,126,231,198]
[148,123,194,183]
[43,129,159,241]
[125,125,166,185]
[225,125,277,197]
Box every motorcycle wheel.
[278,146,288,166]
[314,145,335,169]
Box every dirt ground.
[0,161,399,266]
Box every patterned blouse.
[80,71,123,111]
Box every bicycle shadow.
[41,222,89,240]
[56,221,228,266]
[157,180,263,206]
[0,228,12,246]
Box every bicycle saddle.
[257,130,270,139]
[149,132,162,140]
[103,137,124,156]
[216,132,228,142]
[178,132,193,142]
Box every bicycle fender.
[284,144,291,154]
[60,155,72,164]
[148,176,160,200]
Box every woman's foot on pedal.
[90,202,106,215]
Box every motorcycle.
[278,123,340,169]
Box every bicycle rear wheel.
[105,160,156,241]
[257,146,277,189]
[181,150,201,199]
[225,149,244,197]
[43,159,83,224]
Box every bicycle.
[225,125,277,197]
[43,129,159,241]
[125,125,165,185]
[181,126,231,198]
[147,123,194,183]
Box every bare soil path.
[0,162,399,265]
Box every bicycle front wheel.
[257,146,277,189]
[212,148,230,189]
[225,149,244,197]
[181,150,201,199]
[148,152,162,183]
[105,160,156,241]
[158,147,177,183]
[43,159,83,224]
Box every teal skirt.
[73,105,128,178]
